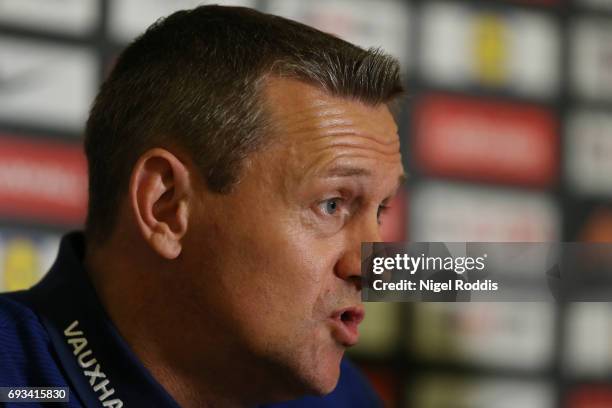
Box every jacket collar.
[26,231,181,408]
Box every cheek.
[240,238,343,341]
[196,205,346,325]
[290,240,349,333]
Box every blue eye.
[323,199,340,215]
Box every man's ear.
[129,148,191,259]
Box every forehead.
[260,77,402,180]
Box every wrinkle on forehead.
[261,78,402,186]
[272,104,398,145]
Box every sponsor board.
[266,0,411,69]
[109,0,256,42]
[410,182,560,242]
[0,0,97,34]
[0,230,60,292]
[578,0,612,9]
[420,1,559,97]
[566,110,612,197]
[566,303,612,377]
[414,94,557,187]
[577,208,612,242]
[351,303,400,356]
[568,387,612,408]
[410,376,553,408]
[571,18,612,101]
[0,135,87,225]
[412,303,554,369]
[0,37,96,132]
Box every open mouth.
[339,308,364,325]
[329,306,365,347]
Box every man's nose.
[334,219,382,290]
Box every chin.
[295,351,343,397]
[265,365,340,405]
[262,333,345,401]
[309,373,341,396]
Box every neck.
[84,239,260,408]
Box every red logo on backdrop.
[414,94,558,187]
[0,135,87,225]
[569,387,612,408]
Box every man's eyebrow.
[322,166,408,188]
[385,173,407,202]
[397,173,407,186]
[323,166,373,178]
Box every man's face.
[185,78,404,398]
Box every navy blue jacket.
[0,232,380,407]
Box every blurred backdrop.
[0,0,611,407]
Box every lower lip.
[328,317,360,347]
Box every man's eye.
[320,198,341,215]
[377,204,390,224]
